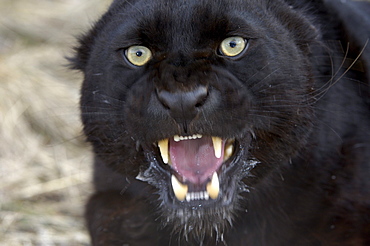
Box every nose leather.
[157,86,208,125]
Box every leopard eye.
[125,46,152,66]
[219,37,246,57]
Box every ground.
[0,1,111,245]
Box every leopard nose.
[157,86,208,124]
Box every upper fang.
[212,137,222,159]
[158,138,169,164]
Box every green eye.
[219,37,246,57]
[125,46,152,66]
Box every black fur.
[71,0,370,245]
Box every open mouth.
[157,135,236,202]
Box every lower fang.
[171,175,188,201]
[206,172,220,199]
[224,144,234,161]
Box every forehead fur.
[71,0,315,70]
[105,0,260,50]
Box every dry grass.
[0,0,112,245]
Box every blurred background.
[0,0,112,245]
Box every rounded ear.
[324,0,370,75]
[68,0,132,71]
[68,32,96,71]
[267,0,320,46]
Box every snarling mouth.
[157,135,236,202]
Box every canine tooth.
[224,144,234,161]
[206,172,220,199]
[174,135,181,142]
[171,175,188,201]
[212,137,222,158]
[158,139,169,164]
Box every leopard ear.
[68,0,131,71]
[267,0,319,44]
[324,0,370,75]
[68,14,106,71]
[68,32,95,71]
[68,7,117,71]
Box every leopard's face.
[75,0,317,238]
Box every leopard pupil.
[229,41,237,48]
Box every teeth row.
[186,191,209,202]
[171,172,220,202]
[174,134,203,142]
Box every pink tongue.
[169,136,224,184]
